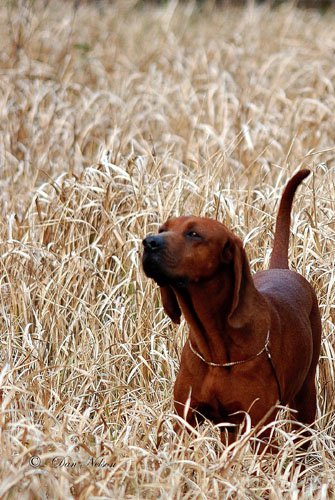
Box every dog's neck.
[173,272,270,365]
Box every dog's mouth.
[142,250,188,287]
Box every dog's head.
[142,216,235,286]
[142,216,254,328]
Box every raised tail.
[269,169,311,270]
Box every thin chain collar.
[188,330,282,402]
[188,330,270,368]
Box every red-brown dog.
[142,170,321,445]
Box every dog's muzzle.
[142,234,189,288]
[142,234,168,284]
[142,234,165,253]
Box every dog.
[142,170,321,446]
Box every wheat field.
[0,0,334,498]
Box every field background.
[0,0,335,498]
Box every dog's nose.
[142,234,165,252]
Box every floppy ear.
[226,238,255,329]
[160,286,181,324]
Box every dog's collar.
[188,330,282,403]
[188,330,270,368]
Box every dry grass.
[0,0,334,497]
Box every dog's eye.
[186,230,201,239]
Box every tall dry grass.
[0,0,334,497]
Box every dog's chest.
[195,369,245,424]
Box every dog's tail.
[269,169,311,270]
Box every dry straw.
[0,0,334,498]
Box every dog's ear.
[160,286,181,324]
[226,238,255,329]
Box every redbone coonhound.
[142,170,321,445]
